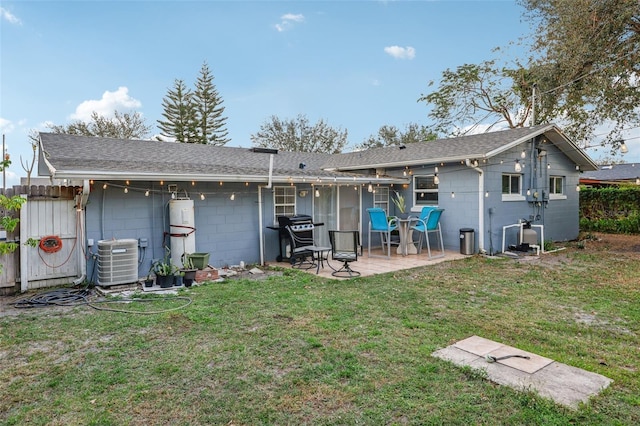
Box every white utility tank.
[169,199,196,267]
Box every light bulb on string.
[434,174,440,185]
[485,191,489,198]
[521,150,526,159]
[200,193,205,200]
[451,192,455,198]
[315,189,320,197]
[103,183,107,190]
[367,183,373,192]
[124,187,128,194]
[230,193,235,201]
[145,190,150,197]
[514,160,522,172]
[434,166,439,173]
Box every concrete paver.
[433,335,613,409]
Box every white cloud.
[274,13,305,32]
[70,87,142,121]
[0,7,22,25]
[0,117,15,133]
[384,45,416,60]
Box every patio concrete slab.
[433,335,613,409]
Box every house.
[579,163,640,187]
[37,123,597,283]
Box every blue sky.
[1,1,636,187]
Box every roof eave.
[45,170,407,185]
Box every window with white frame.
[549,176,566,199]
[502,173,524,201]
[273,186,296,224]
[414,175,438,205]
[373,187,390,214]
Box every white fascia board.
[50,171,407,185]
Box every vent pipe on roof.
[266,154,274,189]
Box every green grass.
[1,249,639,425]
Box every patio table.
[396,217,418,256]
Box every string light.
[521,149,526,159]
[124,187,128,193]
[434,166,439,173]
[485,191,489,198]
[515,160,522,172]
[368,183,373,192]
[230,193,235,201]
[315,189,320,197]
[547,163,551,169]
[160,180,164,185]
[191,181,195,186]
[200,193,205,200]
[433,174,440,185]
[526,188,531,196]
[103,183,107,190]
[145,190,150,197]
[126,180,130,185]
[451,192,455,198]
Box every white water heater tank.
[169,199,196,267]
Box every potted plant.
[152,249,179,288]
[180,254,198,287]
[392,191,409,219]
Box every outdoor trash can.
[459,228,475,255]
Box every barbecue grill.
[269,215,323,262]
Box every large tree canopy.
[47,110,152,139]
[251,114,347,154]
[420,0,640,152]
[522,0,640,149]
[157,79,197,143]
[355,123,437,150]
[158,62,230,145]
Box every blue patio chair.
[367,208,398,258]
[411,207,445,259]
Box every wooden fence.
[0,185,82,295]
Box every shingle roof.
[37,133,384,183]
[38,124,597,183]
[324,124,597,170]
[580,163,640,182]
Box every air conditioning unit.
[97,239,139,286]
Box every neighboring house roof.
[324,123,598,171]
[579,163,640,185]
[38,124,597,183]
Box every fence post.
[19,194,28,292]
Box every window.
[273,186,296,224]
[414,175,438,206]
[373,187,389,214]
[549,176,566,199]
[502,174,524,201]
[502,174,521,194]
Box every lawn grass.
[1,248,639,425]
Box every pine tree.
[193,62,230,145]
[157,79,198,142]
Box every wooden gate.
[0,185,82,295]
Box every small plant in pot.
[392,191,409,219]
[180,254,198,287]
[152,251,179,288]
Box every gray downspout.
[465,159,485,253]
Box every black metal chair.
[285,225,316,270]
[328,230,361,278]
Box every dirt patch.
[576,232,640,254]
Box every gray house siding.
[86,181,268,279]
